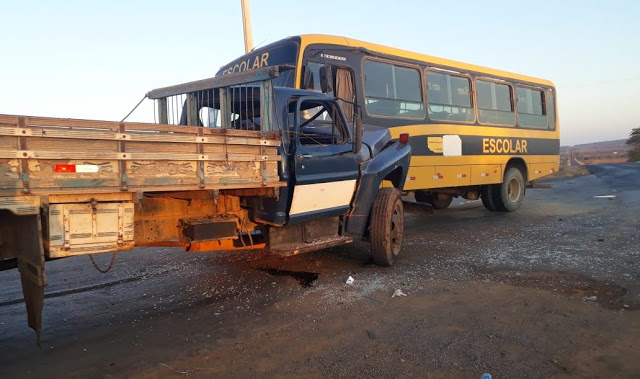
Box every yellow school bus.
[217,34,559,211]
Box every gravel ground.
[1,163,639,378]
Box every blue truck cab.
[248,85,411,266]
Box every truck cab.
[229,85,412,266]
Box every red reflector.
[54,164,76,173]
[399,133,409,144]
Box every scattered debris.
[159,363,189,375]
[366,330,376,340]
[392,289,407,298]
[260,268,319,288]
[583,295,598,301]
[345,276,355,285]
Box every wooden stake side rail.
[0,114,285,196]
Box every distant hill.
[572,139,628,150]
[560,139,631,165]
[561,139,628,150]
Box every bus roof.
[296,34,554,87]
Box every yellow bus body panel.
[296,34,555,88]
[292,35,560,191]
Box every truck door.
[288,97,360,222]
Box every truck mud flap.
[16,214,47,347]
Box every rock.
[392,289,407,298]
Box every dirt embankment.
[541,165,591,181]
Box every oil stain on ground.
[259,268,319,288]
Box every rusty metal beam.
[12,214,47,347]
[157,98,168,124]
[146,65,294,100]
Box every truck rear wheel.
[494,167,525,212]
[370,188,403,266]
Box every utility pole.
[241,0,253,53]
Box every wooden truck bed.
[0,114,284,196]
[0,66,291,345]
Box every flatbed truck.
[0,66,410,343]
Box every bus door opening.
[303,62,355,122]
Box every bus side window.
[476,80,515,126]
[363,60,425,119]
[546,90,556,130]
[516,86,547,129]
[426,71,474,123]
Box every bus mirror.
[319,65,333,93]
[302,65,313,90]
[353,114,363,154]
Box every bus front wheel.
[494,167,525,212]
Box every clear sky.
[1,0,638,145]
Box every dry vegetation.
[542,165,591,181]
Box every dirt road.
[1,163,639,378]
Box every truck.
[0,65,411,343]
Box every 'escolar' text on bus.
[221,52,270,75]
[482,138,528,154]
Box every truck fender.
[344,141,411,237]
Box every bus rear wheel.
[415,191,453,209]
[370,188,404,266]
[481,186,498,211]
[494,167,525,212]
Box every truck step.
[269,236,353,256]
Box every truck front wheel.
[370,188,404,266]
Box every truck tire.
[415,191,453,209]
[493,167,525,212]
[481,185,498,211]
[370,188,404,266]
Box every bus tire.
[370,188,404,266]
[415,191,452,209]
[414,190,430,204]
[481,185,498,211]
[494,167,525,212]
[430,193,453,209]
